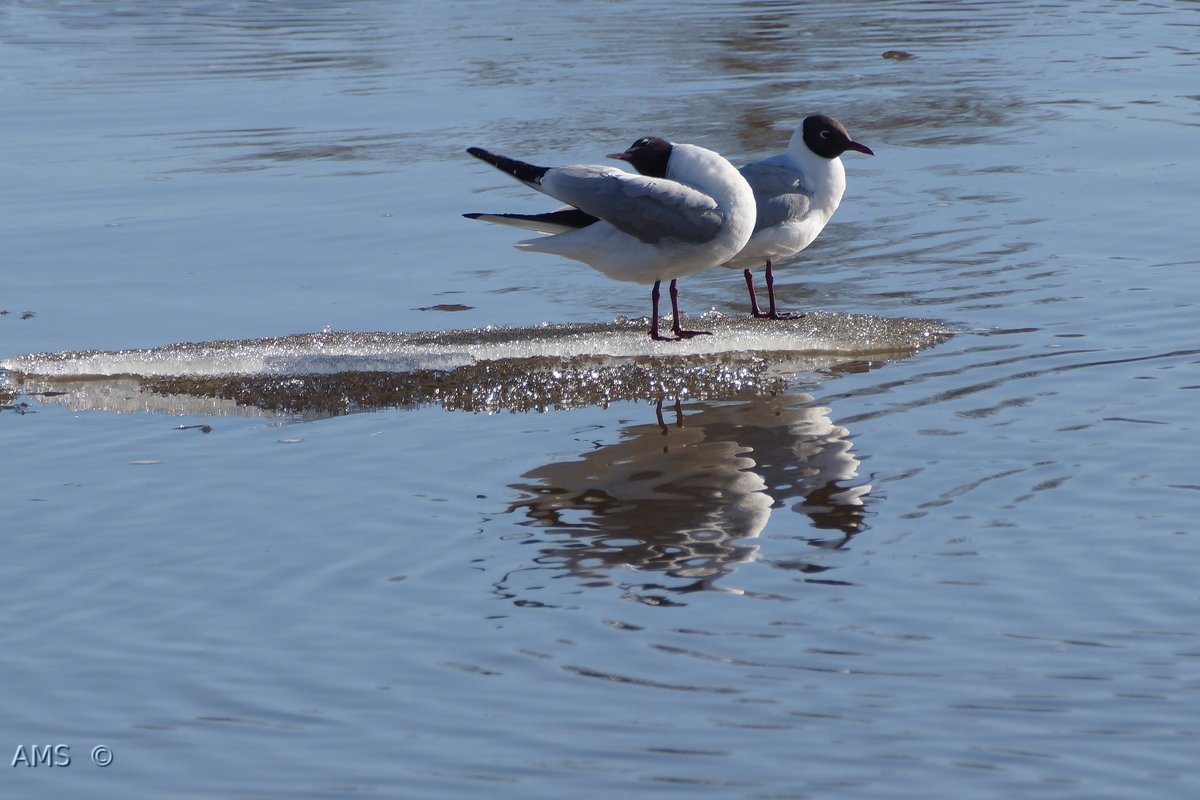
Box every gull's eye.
[819,130,832,139]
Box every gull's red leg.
[669,279,711,339]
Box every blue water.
[2,2,1198,798]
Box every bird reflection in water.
[504,394,872,605]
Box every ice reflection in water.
[505,393,871,605]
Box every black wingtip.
[466,146,549,185]
[461,209,600,232]
[466,146,502,168]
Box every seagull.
[464,137,756,340]
[725,115,873,319]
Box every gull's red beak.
[847,140,875,156]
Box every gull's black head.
[607,136,673,178]
[801,115,874,159]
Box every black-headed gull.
[464,137,756,340]
[726,115,873,319]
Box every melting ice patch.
[2,313,952,378]
[1,312,954,416]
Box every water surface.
[2,2,1198,798]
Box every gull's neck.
[786,128,847,213]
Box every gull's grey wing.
[739,157,814,232]
[539,165,723,244]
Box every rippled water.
[2,1,1198,798]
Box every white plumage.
[724,115,873,319]
[465,137,755,340]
